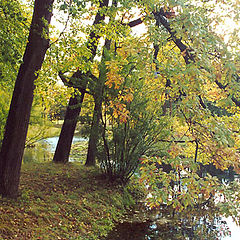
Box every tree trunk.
[0,0,54,198]
[85,39,111,166]
[85,97,102,166]
[53,89,85,163]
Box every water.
[105,209,238,240]
[23,136,88,163]
[105,176,240,240]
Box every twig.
[50,0,73,47]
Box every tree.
[85,39,111,166]
[85,0,145,166]
[53,0,110,163]
[0,0,54,198]
[85,0,118,166]
[52,0,142,165]
[61,0,240,216]
[135,0,240,213]
[97,38,170,182]
[53,71,89,163]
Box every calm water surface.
[23,136,87,163]
[105,212,240,240]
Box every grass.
[0,162,141,240]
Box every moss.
[0,162,140,239]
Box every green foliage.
[26,0,240,221]
[0,0,30,142]
[139,156,220,210]
[25,96,61,147]
[123,179,146,207]
[0,0,29,88]
[97,40,170,182]
[0,90,9,144]
[1,0,240,224]
[71,140,88,159]
[98,98,168,183]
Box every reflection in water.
[105,207,233,240]
[23,136,87,163]
[112,168,240,240]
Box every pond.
[105,173,240,240]
[104,199,240,240]
[23,136,88,163]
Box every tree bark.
[0,0,54,198]
[53,93,84,163]
[53,71,86,163]
[53,0,109,164]
[85,95,103,166]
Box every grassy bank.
[0,163,141,239]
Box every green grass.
[0,162,140,239]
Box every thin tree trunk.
[85,40,111,166]
[85,0,118,166]
[0,0,54,198]
[85,97,102,166]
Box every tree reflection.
[105,204,231,240]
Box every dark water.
[105,174,240,240]
[23,136,87,163]
[105,209,239,240]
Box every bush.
[97,91,168,183]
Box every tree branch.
[58,70,93,94]
[153,8,240,109]
[127,17,144,27]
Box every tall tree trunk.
[85,39,111,166]
[0,0,54,198]
[53,0,109,163]
[85,1,117,166]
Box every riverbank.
[0,162,143,239]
